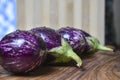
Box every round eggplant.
[0,30,46,73]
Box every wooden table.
[0,51,120,80]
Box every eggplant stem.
[98,45,113,52]
[67,49,82,67]
[87,37,113,52]
[49,38,82,67]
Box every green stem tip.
[87,37,113,52]
[98,45,113,52]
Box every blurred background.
[0,0,16,39]
[0,0,120,49]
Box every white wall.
[17,0,105,44]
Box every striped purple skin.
[0,30,46,73]
[31,27,62,50]
[58,27,89,55]
[79,30,91,53]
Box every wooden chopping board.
[0,51,120,80]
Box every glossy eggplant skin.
[31,27,61,50]
[30,27,61,63]
[57,27,88,55]
[0,30,46,73]
[79,30,91,53]
[58,27,113,54]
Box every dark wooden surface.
[0,51,120,80]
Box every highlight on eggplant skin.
[30,27,83,67]
[30,27,62,50]
[58,27,113,54]
[0,30,46,73]
[57,27,89,55]
[30,27,62,63]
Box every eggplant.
[57,27,88,55]
[58,27,113,54]
[30,27,82,67]
[0,30,46,73]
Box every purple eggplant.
[58,27,113,54]
[57,27,88,55]
[30,27,82,67]
[0,30,46,73]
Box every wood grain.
[0,51,120,80]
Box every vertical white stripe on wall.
[42,0,50,26]
[25,0,34,30]
[97,0,105,44]
[66,0,74,27]
[89,0,98,37]
[73,0,82,29]
[82,0,89,32]
[50,0,58,29]
[89,0,105,44]
[34,0,42,27]
[17,0,26,29]
[58,0,67,27]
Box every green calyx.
[86,37,113,52]
[49,38,82,67]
